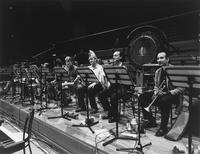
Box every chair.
[0,109,35,154]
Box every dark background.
[0,0,199,66]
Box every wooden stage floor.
[0,96,199,154]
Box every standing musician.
[62,56,86,110]
[99,50,135,123]
[139,51,184,137]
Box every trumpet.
[144,80,166,112]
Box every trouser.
[98,84,126,119]
[75,84,86,109]
[139,91,179,130]
[109,84,126,119]
[87,83,103,110]
[98,87,112,111]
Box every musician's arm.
[153,86,159,95]
[169,87,185,95]
[99,66,111,89]
[153,69,159,95]
[88,82,96,88]
[103,75,110,89]
[167,74,185,95]
[35,78,40,85]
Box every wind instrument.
[144,80,166,112]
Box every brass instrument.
[144,80,166,112]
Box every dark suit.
[139,66,184,130]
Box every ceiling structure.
[0,0,199,65]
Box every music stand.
[0,67,12,98]
[12,66,21,97]
[48,67,71,120]
[25,65,38,105]
[165,65,200,154]
[18,66,28,104]
[36,67,50,114]
[8,66,21,103]
[72,66,99,134]
[102,66,140,149]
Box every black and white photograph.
[0,0,199,153]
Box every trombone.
[144,80,166,112]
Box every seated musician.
[99,50,135,123]
[87,50,110,114]
[62,56,86,110]
[2,64,19,96]
[139,51,184,137]
[47,58,63,100]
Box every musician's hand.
[159,91,168,96]
[77,75,81,79]
[14,78,18,82]
[63,85,69,89]
[169,89,179,95]
[62,81,68,87]
[154,90,167,97]
[154,90,158,96]
[51,80,56,84]
[22,78,26,82]
[161,91,168,96]
[88,82,96,88]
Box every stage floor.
[0,96,199,154]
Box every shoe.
[143,121,157,128]
[155,128,168,137]
[172,146,185,154]
[108,117,117,123]
[90,108,98,114]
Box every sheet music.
[103,66,134,86]
[76,66,99,83]
[0,67,12,75]
[165,66,200,89]
[53,67,70,81]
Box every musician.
[99,50,132,123]
[139,51,184,137]
[47,58,63,100]
[62,56,86,110]
[87,50,109,114]
[49,58,63,85]
[2,64,19,96]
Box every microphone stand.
[117,92,152,153]
[25,61,35,106]
[19,62,25,104]
[117,53,152,153]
